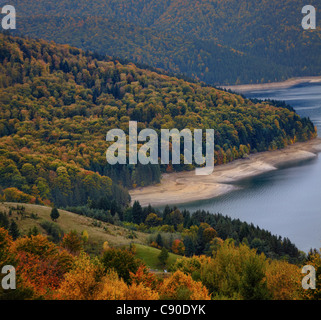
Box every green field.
[134,243,181,270]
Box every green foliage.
[184,209,302,263]
[9,220,20,240]
[155,233,163,247]
[65,206,114,224]
[27,226,40,237]
[132,201,143,224]
[158,247,169,267]
[239,256,271,300]
[134,243,179,269]
[101,247,142,284]
[0,211,9,230]
[50,207,60,222]
[40,221,64,243]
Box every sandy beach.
[130,138,321,207]
[219,76,321,93]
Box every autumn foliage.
[1,226,320,300]
[158,270,211,300]
[2,233,73,299]
[0,33,316,213]
[55,252,104,300]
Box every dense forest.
[0,33,317,210]
[8,0,321,85]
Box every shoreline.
[219,76,321,93]
[129,138,321,207]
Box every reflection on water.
[180,83,321,252]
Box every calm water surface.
[179,83,321,252]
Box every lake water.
[179,83,321,253]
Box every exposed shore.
[130,138,321,207]
[219,76,321,93]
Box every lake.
[179,82,321,253]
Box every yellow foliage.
[55,252,103,300]
[265,259,302,300]
[96,270,159,300]
[171,255,211,275]
[95,270,128,300]
[125,283,159,300]
[103,241,109,251]
[158,270,211,300]
[81,230,89,243]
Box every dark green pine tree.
[183,236,195,257]
[9,220,20,240]
[195,225,206,255]
[132,201,143,224]
[50,207,60,222]
[27,226,39,237]
[0,212,9,230]
[156,233,163,248]
[158,247,169,268]
[162,205,171,225]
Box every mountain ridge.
[7,0,321,85]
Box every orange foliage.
[150,241,160,249]
[0,227,14,265]
[11,235,73,298]
[130,265,159,290]
[171,239,185,255]
[3,188,35,204]
[96,270,159,300]
[158,270,211,300]
[125,283,159,300]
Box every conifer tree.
[50,207,60,222]
[9,220,19,240]
[158,247,169,268]
[132,201,143,224]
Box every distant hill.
[8,0,321,85]
[0,34,316,210]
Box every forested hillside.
[0,34,316,210]
[1,202,318,300]
[7,0,321,85]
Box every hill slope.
[0,202,182,268]
[0,34,317,210]
[0,202,146,248]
